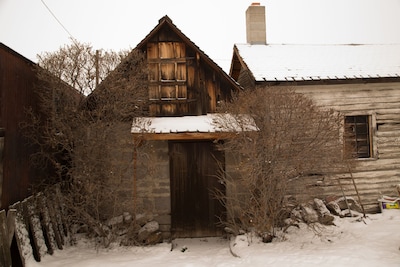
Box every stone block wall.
[136,140,171,239]
[108,124,172,238]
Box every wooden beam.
[6,209,15,247]
[0,209,12,267]
[24,197,47,260]
[12,201,34,266]
[37,194,57,253]
[133,132,236,141]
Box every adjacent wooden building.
[0,43,42,210]
[229,3,400,212]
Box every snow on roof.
[131,114,258,134]
[235,43,400,81]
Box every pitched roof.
[135,16,239,89]
[233,43,400,82]
[0,42,36,66]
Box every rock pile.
[292,196,363,226]
[106,212,163,246]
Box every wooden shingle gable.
[135,16,238,89]
[229,44,256,89]
[133,16,240,116]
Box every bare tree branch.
[215,86,353,240]
[21,40,149,247]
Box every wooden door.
[169,141,225,238]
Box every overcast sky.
[1,0,400,71]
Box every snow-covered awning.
[131,113,258,140]
[235,43,400,81]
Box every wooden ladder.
[337,171,366,217]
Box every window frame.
[147,42,187,101]
[343,113,376,160]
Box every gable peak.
[159,15,172,24]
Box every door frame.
[169,140,225,238]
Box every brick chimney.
[246,2,266,44]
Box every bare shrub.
[215,86,350,240]
[21,40,150,247]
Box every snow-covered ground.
[28,210,400,267]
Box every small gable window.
[344,115,372,158]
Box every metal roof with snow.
[233,43,400,82]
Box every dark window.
[344,115,372,158]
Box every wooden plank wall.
[0,44,41,210]
[146,40,235,116]
[0,209,12,267]
[295,82,400,212]
[0,184,69,267]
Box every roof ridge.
[159,15,172,23]
[235,43,400,46]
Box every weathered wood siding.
[0,44,40,210]
[273,82,400,212]
[0,185,69,266]
[143,24,234,116]
[169,141,225,238]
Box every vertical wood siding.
[0,45,41,210]
[145,27,234,116]
[169,141,225,237]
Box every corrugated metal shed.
[235,44,400,81]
